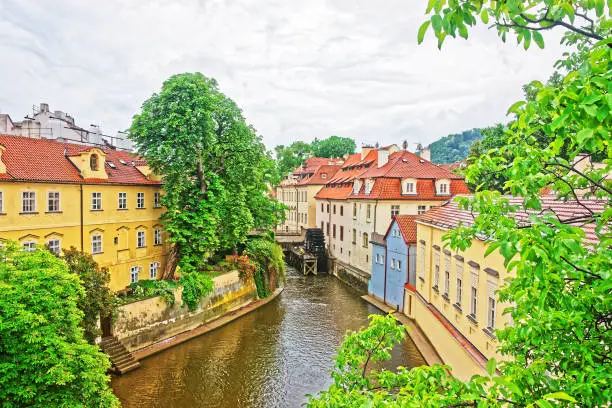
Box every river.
[111,266,426,407]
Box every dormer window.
[353,180,362,194]
[321,173,327,179]
[90,154,99,171]
[436,179,450,195]
[402,178,417,195]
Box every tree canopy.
[311,1,611,406]
[0,243,119,407]
[429,128,482,164]
[130,73,285,277]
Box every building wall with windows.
[0,135,168,291]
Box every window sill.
[117,208,128,211]
[419,277,425,283]
[453,303,462,313]
[136,207,147,210]
[92,252,104,255]
[467,314,478,326]
[482,327,496,339]
[442,293,450,302]
[0,212,6,216]
[432,285,439,293]
[91,209,103,212]
[45,211,63,214]
[153,206,162,209]
[20,211,39,215]
[137,246,147,249]
[154,243,162,247]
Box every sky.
[0,0,568,150]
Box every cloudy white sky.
[0,0,568,150]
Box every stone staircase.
[100,336,140,374]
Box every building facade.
[276,157,343,233]
[315,145,469,288]
[0,135,167,291]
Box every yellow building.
[0,135,168,291]
[405,195,601,381]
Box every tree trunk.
[162,245,179,280]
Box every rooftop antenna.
[402,140,408,151]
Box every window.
[362,232,368,248]
[137,192,145,208]
[320,221,324,230]
[340,226,344,241]
[326,204,330,213]
[304,213,307,224]
[352,229,357,244]
[487,297,496,329]
[321,203,324,212]
[91,235,102,254]
[471,287,478,317]
[391,205,400,217]
[353,203,357,217]
[379,254,384,264]
[91,192,102,210]
[137,230,146,248]
[47,239,60,255]
[90,154,99,171]
[364,179,373,195]
[22,191,36,213]
[433,252,440,289]
[418,205,426,215]
[154,192,161,208]
[403,180,416,194]
[340,205,343,216]
[333,205,336,214]
[456,277,463,305]
[333,224,336,239]
[326,223,330,236]
[390,259,395,269]
[130,266,140,283]
[366,204,371,219]
[154,229,162,245]
[47,192,60,212]
[444,270,450,296]
[439,182,449,195]
[0,191,3,213]
[22,241,36,251]
[397,259,402,270]
[118,192,127,209]
[419,242,426,280]
[150,262,159,279]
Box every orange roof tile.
[386,215,418,243]
[0,135,159,185]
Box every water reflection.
[111,267,425,407]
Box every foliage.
[429,128,481,164]
[310,136,356,159]
[61,247,116,344]
[179,271,214,311]
[0,242,119,407]
[466,124,510,191]
[244,237,285,298]
[274,135,356,178]
[130,73,284,277]
[119,279,178,306]
[312,1,611,407]
[226,254,257,280]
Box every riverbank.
[132,287,284,360]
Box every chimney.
[421,148,431,162]
[377,148,390,168]
[361,145,374,160]
[39,103,49,113]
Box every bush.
[179,272,214,311]
[119,279,178,306]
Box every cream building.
[315,145,469,289]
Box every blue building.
[368,215,417,312]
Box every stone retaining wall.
[113,271,257,352]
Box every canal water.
[111,266,426,407]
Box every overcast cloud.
[0,0,567,150]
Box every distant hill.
[429,128,482,164]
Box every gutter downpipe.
[79,184,84,251]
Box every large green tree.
[0,243,119,407]
[310,1,611,406]
[130,73,284,278]
[310,135,356,159]
[274,136,356,178]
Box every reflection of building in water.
[0,102,133,151]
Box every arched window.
[90,154,99,171]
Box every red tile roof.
[297,164,342,185]
[360,151,463,179]
[416,195,605,244]
[0,135,159,185]
[387,215,418,244]
[350,178,469,201]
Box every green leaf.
[486,358,497,376]
[480,9,489,24]
[507,101,526,115]
[544,392,577,402]
[418,21,431,44]
[431,14,443,33]
[533,31,544,49]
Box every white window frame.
[391,205,400,217]
[47,239,61,255]
[471,287,478,317]
[403,179,417,195]
[418,205,427,215]
[456,277,463,306]
[22,240,36,251]
[154,229,162,246]
[22,191,36,213]
[0,191,4,213]
[419,242,426,281]
[136,192,145,209]
[149,262,159,279]
[487,297,496,329]
[118,192,127,209]
[397,259,402,270]
[47,191,61,212]
[154,192,161,208]
[91,192,102,211]
[91,234,103,254]
[130,266,140,283]
[137,230,146,248]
